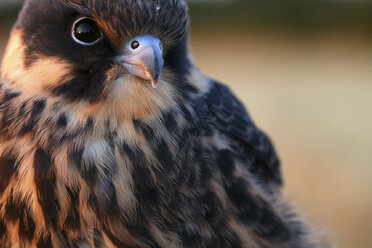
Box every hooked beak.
[119,35,164,88]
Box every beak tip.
[150,70,162,89]
[151,77,159,89]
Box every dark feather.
[194,82,282,189]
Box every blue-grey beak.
[118,35,164,88]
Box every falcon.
[0,0,320,247]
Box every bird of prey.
[0,0,319,247]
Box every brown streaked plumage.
[0,0,322,247]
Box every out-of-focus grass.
[1,3,372,248]
[4,0,372,31]
[189,0,372,32]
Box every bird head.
[1,0,191,120]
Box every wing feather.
[194,81,282,188]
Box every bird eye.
[72,17,103,45]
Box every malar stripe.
[51,71,108,103]
[82,71,107,104]
[51,78,85,102]
[33,148,60,230]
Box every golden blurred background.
[1,0,372,247]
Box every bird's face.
[1,0,190,120]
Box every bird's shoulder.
[189,79,283,189]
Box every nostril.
[131,40,140,49]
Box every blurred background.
[1,0,371,247]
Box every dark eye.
[72,17,103,45]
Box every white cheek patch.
[1,29,74,98]
[1,29,24,79]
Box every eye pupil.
[73,18,102,45]
[131,41,140,49]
